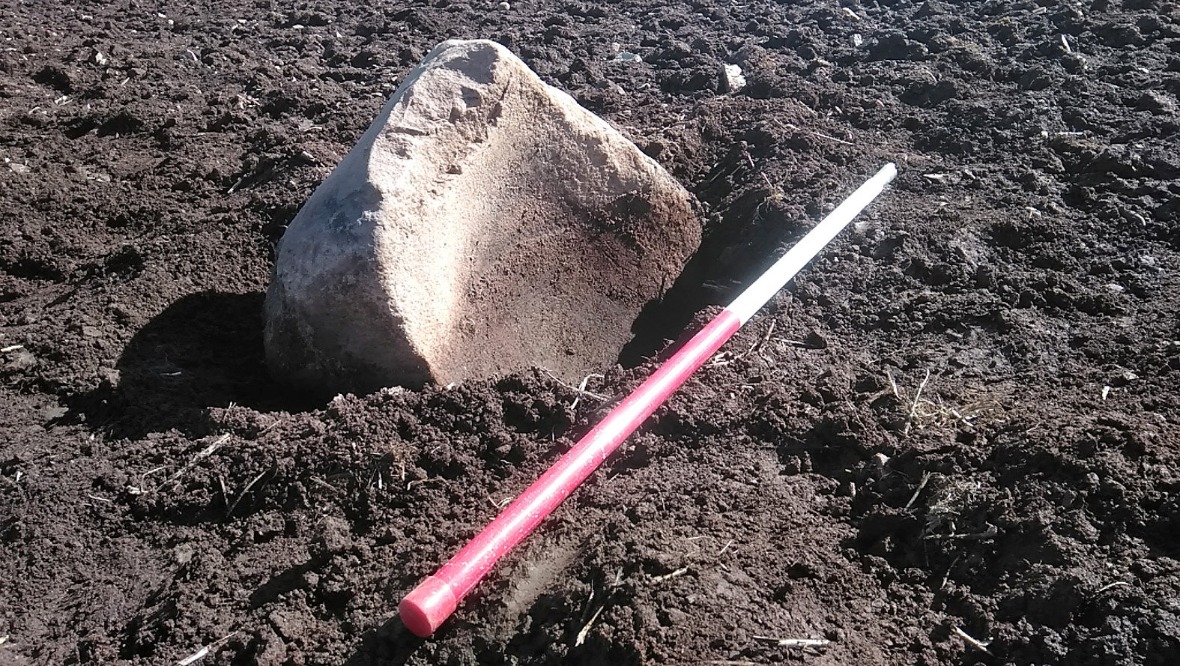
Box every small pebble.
[173,543,196,565]
[722,63,746,93]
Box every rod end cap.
[399,575,458,637]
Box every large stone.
[265,40,700,396]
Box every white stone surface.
[265,39,700,395]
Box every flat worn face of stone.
[265,39,701,396]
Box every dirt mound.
[1,0,1178,664]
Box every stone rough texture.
[264,39,701,395]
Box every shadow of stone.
[620,187,807,366]
[63,290,301,439]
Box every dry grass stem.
[542,369,608,406]
[904,471,932,510]
[652,566,690,582]
[904,369,932,434]
[752,636,832,649]
[571,373,606,410]
[709,318,776,368]
[1096,581,1132,594]
[226,469,268,516]
[782,121,855,146]
[933,523,998,541]
[574,605,604,647]
[177,631,240,666]
[162,435,229,490]
[888,370,997,433]
[953,626,991,653]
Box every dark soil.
[2,0,1179,664]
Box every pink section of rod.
[399,309,743,637]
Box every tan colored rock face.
[265,40,701,395]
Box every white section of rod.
[724,162,898,324]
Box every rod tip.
[399,575,459,638]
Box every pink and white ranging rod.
[400,163,899,637]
